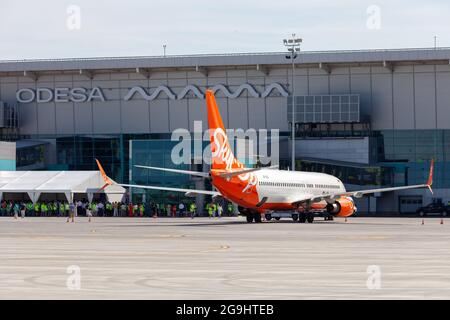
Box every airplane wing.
[115,183,220,196]
[214,165,279,179]
[134,165,210,178]
[96,159,220,197]
[292,159,434,205]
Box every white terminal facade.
[1,48,450,214]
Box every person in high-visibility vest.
[139,203,145,217]
[41,203,48,217]
[189,202,196,219]
[34,202,40,217]
[59,202,66,217]
[227,203,234,216]
[106,202,113,217]
[64,202,70,216]
[90,202,97,216]
[207,203,214,218]
[26,202,33,216]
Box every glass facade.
[288,95,360,124]
[290,129,449,188]
[130,139,212,205]
[373,130,449,188]
[15,128,450,193]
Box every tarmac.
[0,216,449,299]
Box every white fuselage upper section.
[254,169,346,204]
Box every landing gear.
[299,212,307,223]
[298,212,314,223]
[265,213,272,221]
[292,213,299,222]
[245,211,262,223]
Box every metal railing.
[1,46,449,64]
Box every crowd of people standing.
[0,199,236,220]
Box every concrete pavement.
[0,216,449,299]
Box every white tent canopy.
[0,171,125,203]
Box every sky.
[0,0,449,60]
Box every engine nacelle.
[326,197,356,217]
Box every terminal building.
[1,48,450,214]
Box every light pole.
[283,34,302,171]
[163,44,167,57]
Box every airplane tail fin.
[205,90,245,170]
[427,158,434,194]
[96,158,113,191]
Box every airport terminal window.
[288,94,360,124]
[17,145,45,167]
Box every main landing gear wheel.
[254,213,262,223]
[292,214,299,222]
[275,217,281,221]
[299,213,307,223]
[246,213,253,223]
[307,212,314,223]
[265,213,272,221]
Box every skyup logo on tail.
[206,90,258,194]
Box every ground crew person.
[65,202,70,217]
[86,205,93,222]
[54,202,58,215]
[217,203,223,218]
[26,202,33,216]
[207,203,214,218]
[34,202,40,217]
[120,202,127,216]
[20,202,26,218]
[90,202,97,216]
[41,202,48,217]
[212,203,217,218]
[138,203,144,217]
[13,202,19,219]
[67,202,75,223]
[227,202,234,216]
[59,202,66,217]
[189,202,196,219]
[1,201,6,216]
[106,202,113,216]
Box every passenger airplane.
[96,90,434,223]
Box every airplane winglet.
[427,159,434,194]
[96,158,113,186]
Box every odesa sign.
[15,83,289,103]
[16,87,106,103]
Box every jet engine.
[326,197,356,217]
